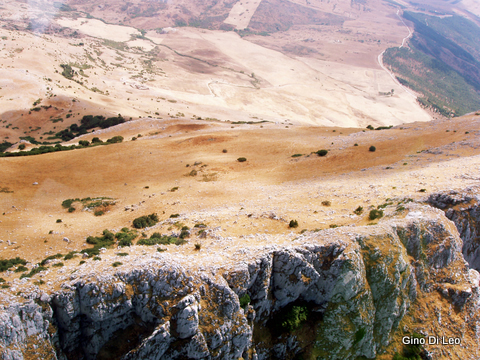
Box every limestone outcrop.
[2,201,480,359]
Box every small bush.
[94,210,104,216]
[316,149,328,157]
[0,257,27,272]
[170,214,180,218]
[52,262,64,267]
[237,157,247,162]
[366,125,374,130]
[239,293,251,308]
[14,265,28,273]
[79,260,85,265]
[93,256,101,261]
[289,220,299,228]
[291,154,302,158]
[321,200,331,206]
[79,140,89,147]
[18,144,26,150]
[132,213,159,229]
[91,137,102,143]
[354,206,363,215]
[194,243,201,251]
[419,189,427,193]
[20,266,47,279]
[56,219,62,223]
[222,149,227,153]
[368,209,383,220]
[281,306,308,332]
[68,207,75,213]
[112,262,123,267]
[354,143,358,146]
[107,136,124,144]
[329,224,339,228]
[64,252,75,260]
[116,252,129,257]
[369,146,376,152]
[157,247,167,252]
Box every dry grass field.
[1,113,480,268]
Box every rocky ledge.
[2,195,480,360]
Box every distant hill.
[383,12,480,117]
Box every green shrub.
[40,253,63,266]
[419,189,427,193]
[237,157,247,162]
[289,220,299,228]
[20,266,47,279]
[354,206,363,215]
[68,207,75,213]
[91,137,102,143]
[368,209,384,220]
[107,136,124,144]
[316,149,328,157]
[281,306,308,332]
[14,265,28,273]
[94,210,104,216]
[170,214,180,218]
[56,219,62,223]
[157,247,167,252]
[194,243,201,251]
[116,252,129,257]
[79,140,89,146]
[354,143,358,146]
[321,200,331,206]
[112,262,122,267]
[18,144,26,150]
[64,252,76,260]
[239,293,251,308]
[52,262,64,267]
[93,256,101,261]
[291,154,302,158]
[366,125,374,130]
[132,213,159,229]
[369,146,376,152]
[0,257,27,272]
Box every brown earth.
[1,113,480,268]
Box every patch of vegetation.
[239,293,251,308]
[280,305,308,332]
[20,266,47,279]
[289,220,299,228]
[62,197,115,214]
[0,141,13,153]
[112,262,123,267]
[321,200,331,206]
[137,232,186,246]
[40,253,63,266]
[116,252,129,257]
[368,209,384,221]
[54,114,125,142]
[52,262,64,267]
[14,265,28,273]
[291,154,303,158]
[316,149,328,157]
[194,243,201,251]
[0,257,27,272]
[237,157,247,162]
[132,213,159,229]
[354,206,364,215]
[369,146,376,152]
[115,228,137,246]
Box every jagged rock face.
[429,189,480,271]
[2,202,480,360]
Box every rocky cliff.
[2,200,480,360]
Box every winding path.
[377,9,416,99]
